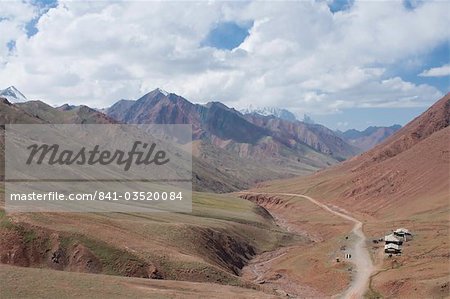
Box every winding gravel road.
[243,192,375,299]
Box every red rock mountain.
[262,93,450,217]
[106,89,358,161]
[339,125,401,151]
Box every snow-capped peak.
[156,88,169,96]
[240,105,297,122]
[0,86,28,103]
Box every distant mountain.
[105,89,360,190]
[1,88,360,193]
[240,105,297,122]
[262,93,450,215]
[0,97,44,124]
[16,101,117,124]
[358,95,449,168]
[338,125,401,151]
[106,99,135,121]
[0,95,245,192]
[243,113,360,161]
[107,89,357,158]
[0,86,28,103]
[107,89,271,143]
[106,89,356,160]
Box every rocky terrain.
[0,192,298,297]
[339,125,401,151]
[254,93,450,298]
[106,88,358,161]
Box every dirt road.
[241,192,375,299]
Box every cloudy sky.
[0,0,449,130]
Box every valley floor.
[0,264,277,299]
[248,166,450,298]
[2,189,448,298]
[240,192,422,299]
[1,191,371,299]
[239,193,356,297]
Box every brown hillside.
[259,93,450,216]
[0,98,44,124]
[255,93,450,298]
[355,93,449,169]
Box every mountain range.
[264,92,449,215]
[0,86,400,192]
[338,125,402,151]
[240,105,297,122]
[106,89,361,158]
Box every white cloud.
[0,1,37,63]
[0,0,447,113]
[419,64,450,77]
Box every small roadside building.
[394,228,413,241]
[384,233,403,245]
[384,243,401,254]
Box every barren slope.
[341,125,401,151]
[0,264,277,299]
[0,192,307,297]
[252,93,450,298]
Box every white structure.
[384,243,401,254]
[394,228,412,241]
[384,233,403,245]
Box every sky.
[0,0,449,130]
